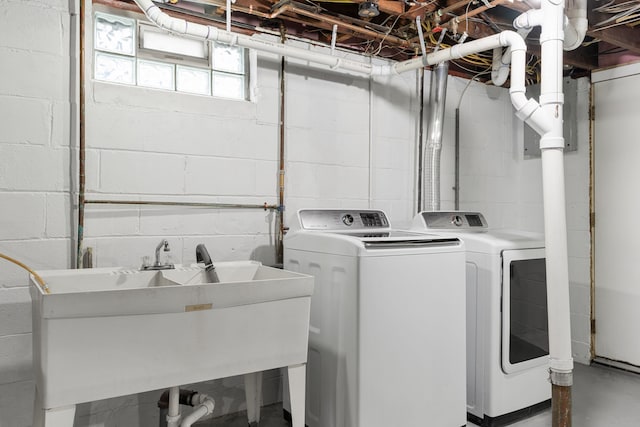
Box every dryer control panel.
[416,211,488,231]
[298,209,390,231]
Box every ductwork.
[423,62,449,211]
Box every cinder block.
[285,162,320,199]
[0,48,68,100]
[185,156,256,196]
[99,151,185,195]
[45,193,72,238]
[0,380,34,427]
[0,96,51,146]
[569,281,591,316]
[51,100,72,147]
[0,287,32,336]
[90,81,258,121]
[182,234,273,264]
[570,312,591,345]
[0,193,46,239]
[0,2,67,55]
[83,205,140,238]
[0,333,32,384]
[0,239,72,288]
[0,145,70,192]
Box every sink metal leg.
[244,371,263,427]
[287,363,306,427]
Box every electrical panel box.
[523,77,578,157]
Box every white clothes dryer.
[412,211,551,426]
[283,209,467,427]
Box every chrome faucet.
[195,244,220,283]
[141,239,174,270]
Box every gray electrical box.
[523,77,578,157]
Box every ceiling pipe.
[132,0,549,161]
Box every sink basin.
[30,261,313,412]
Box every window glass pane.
[141,26,208,59]
[95,52,135,84]
[177,66,211,95]
[212,43,244,74]
[95,13,135,56]
[212,72,245,100]
[138,60,175,90]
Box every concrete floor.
[207,363,640,426]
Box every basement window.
[93,12,250,101]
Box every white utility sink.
[30,261,313,427]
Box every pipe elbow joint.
[511,94,552,136]
[499,31,526,53]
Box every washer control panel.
[299,209,390,231]
[417,211,488,230]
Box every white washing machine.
[412,211,551,426]
[283,209,467,427]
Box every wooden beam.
[588,0,640,54]
[527,43,599,70]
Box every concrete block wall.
[0,1,593,426]
[0,1,74,426]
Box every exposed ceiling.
[100,0,640,82]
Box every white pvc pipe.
[564,0,587,51]
[539,0,574,376]
[180,394,215,427]
[167,387,181,427]
[491,47,510,86]
[226,0,231,32]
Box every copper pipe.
[84,199,277,210]
[552,384,572,427]
[277,24,287,265]
[433,0,473,21]
[77,0,86,269]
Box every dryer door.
[501,248,550,374]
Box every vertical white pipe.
[167,387,181,427]
[540,0,574,378]
[226,0,231,32]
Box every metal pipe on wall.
[422,62,449,211]
[77,0,86,269]
[277,25,287,265]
